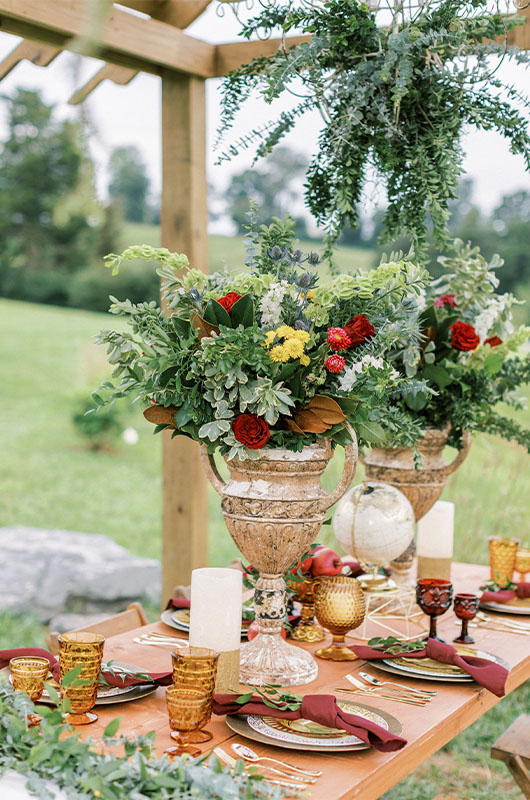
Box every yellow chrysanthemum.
[306,289,315,301]
[264,330,277,348]
[276,325,295,338]
[292,330,310,344]
[300,354,310,366]
[269,344,289,362]
[284,339,304,359]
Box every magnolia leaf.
[357,419,387,444]
[291,408,330,434]
[306,395,346,424]
[422,364,453,389]
[285,394,345,434]
[230,294,254,328]
[143,405,178,427]
[191,312,220,342]
[285,417,306,435]
[203,299,232,328]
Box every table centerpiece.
[94,213,428,685]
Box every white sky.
[0,2,529,231]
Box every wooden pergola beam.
[68,62,137,104]
[0,0,216,77]
[0,38,59,81]
[119,0,211,30]
[213,35,310,77]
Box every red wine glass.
[416,579,453,642]
[453,593,479,644]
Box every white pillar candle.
[189,567,242,652]
[417,501,454,580]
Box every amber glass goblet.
[165,687,214,757]
[58,632,105,725]
[314,575,366,661]
[9,657,50,702]
[287,577,325,643]
[416,579,453,642]
[453,593,479,645]
[515,549,530,582]
[489,537,519,585]
[171,647,218,742]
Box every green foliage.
[72,394,124,451]
[216,0,530,257]
[0,682,290,800]
[108,145,151,224]
[0,89,103,303]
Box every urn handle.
[321,422,358,510]
[445,430,472,476]
[200,447,226,495]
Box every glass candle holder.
[489,537,520,585]
[58,632,105,725]
[314,575,366,661]
[515,549,530,582]
[171,647,218,742]
[453,593,479,645]
[165,686,214,758]
[9,657,50,702]
[416,579,453,642]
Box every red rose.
[484,335,503,347]
[450,321,480,351]
[217,292,242,313]
[434,293,457,309]
[326,327,351,351]
[343,315,375,348]
[232,413,270,449]
[325,354,346,373]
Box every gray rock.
[0,526,160,622]
[48,613,114,633]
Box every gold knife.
[213,746,310,790]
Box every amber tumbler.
[165,686,214,757]
[58,632,105,725]
[489,537,520,585]
[453,593,479,645]
[9,657,50,702]
[171,647,218,743]
[416,579,453,642]
[314,575,366,661]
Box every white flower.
[337,355,386,392]
[259,281,289,329]
[122,427,139,445]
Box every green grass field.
[1,277,529,800]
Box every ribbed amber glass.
[10,657,50,701]
[58,632,105,725]
[314,576,366,661]
[489,538,519,584]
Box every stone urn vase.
[362,426,472,522]
[201,429,357,687]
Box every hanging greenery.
[216,0,530,258]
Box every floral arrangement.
[94,213,428,459]
[390,239,530,451]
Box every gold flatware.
[334,687,429,706]
[213,747,311,789]
[476,612,530,631]
[357,672,437,696]
[231,742,322,777]
[345,674,431,703]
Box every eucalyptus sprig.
[234,683,303,712]
[368,636,426,655]
[99,659,152,687]
[480,578,518,592]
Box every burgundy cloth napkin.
[349,638,508,697]
[166,598,191,611]
[0,648,171,689]
[212,692,407,752]
[480,582,530,604]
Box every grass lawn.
[1,290,529,800]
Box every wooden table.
[86,563,530,800]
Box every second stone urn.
[202,430,357,686]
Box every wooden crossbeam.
[0,0,216,77]
[68,62,137,104]
[0,38,60,81]
[119,0,211,30]
[214,35,310,77]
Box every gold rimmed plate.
[2,661,158,706]
[374,646,508,683]
[224,700,402,753]
[480,597,530,616]
[161,609,249,638]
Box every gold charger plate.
[480,596,530,616]
[224,700,402,753]
[376,646,509,683]
[2,661,158,706]
[160,609,249,638]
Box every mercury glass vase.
[202,428,357,686]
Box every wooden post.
[160,70,209,601]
